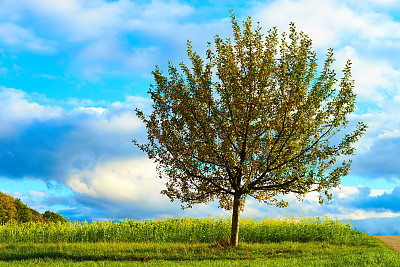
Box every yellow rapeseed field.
[0,216,369,245]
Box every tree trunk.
[230,192,241,247]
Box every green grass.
[0,240,399,266]
[0,216,399,266]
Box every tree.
[43,210,68,223]
[0,192,17,223]
[14,198,32,223]
[134,13,367,246]
[30,208,43,222]
[0,191,68,224]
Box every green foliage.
[14,199,32,223]
[0,192,17,224]
[0,206,5,223]
[43,211,68,223]
[0,191,67,224]
[29,208,43,223]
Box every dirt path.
[375,236,400,253]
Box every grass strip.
[0,238,399,266]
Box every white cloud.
[0,86,150,140]
[0,87,154,190]
[73,106,106,116]
[67,156,170,208]
[67,97,148,134]
[335,46,400,104]
[253,0,358,48]
[253,0,400,49]
[326,209,400,220]
[96,112,143,133]
[2,0,194,43]
[29,191,46,198]
[0,87,64,137]
[336,186,359,199]
[329,46,400,159]
[124,95,153,110]
[77,39,158,77]
[253,0,400,58]
[377,129,400,139]
[8,0,127,42]
[0,0,224,79]
[369,189,392,197]
[0,22,54,53]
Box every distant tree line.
[0,191,67,224]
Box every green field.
[0,216,398,266]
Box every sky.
[1,0,400,236]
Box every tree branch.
[185,100,237,188]
[267,123,334,173]
[252,177,298,191]
[183,188,224,202]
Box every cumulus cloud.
[64,156,232,220]
[0,87,63,137]
[95,113,142,133]
[0,87,149,181]
[65,156,232,220]
[253,0,400,49]
[351,186,400,212]
[67,157,164,204]
[0,0,131,42]
[254,0,356,48]
[351,136,400,179]
[334,46,400,104]
[28,0,193,42]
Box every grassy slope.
[1,238,399,266]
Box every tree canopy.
[134,13,367,246]
[0,191,67,224]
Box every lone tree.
[134,14,367,246]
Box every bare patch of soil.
[375,236,400,253]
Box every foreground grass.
[0,238,399,266]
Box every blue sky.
[1,0,400,235]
